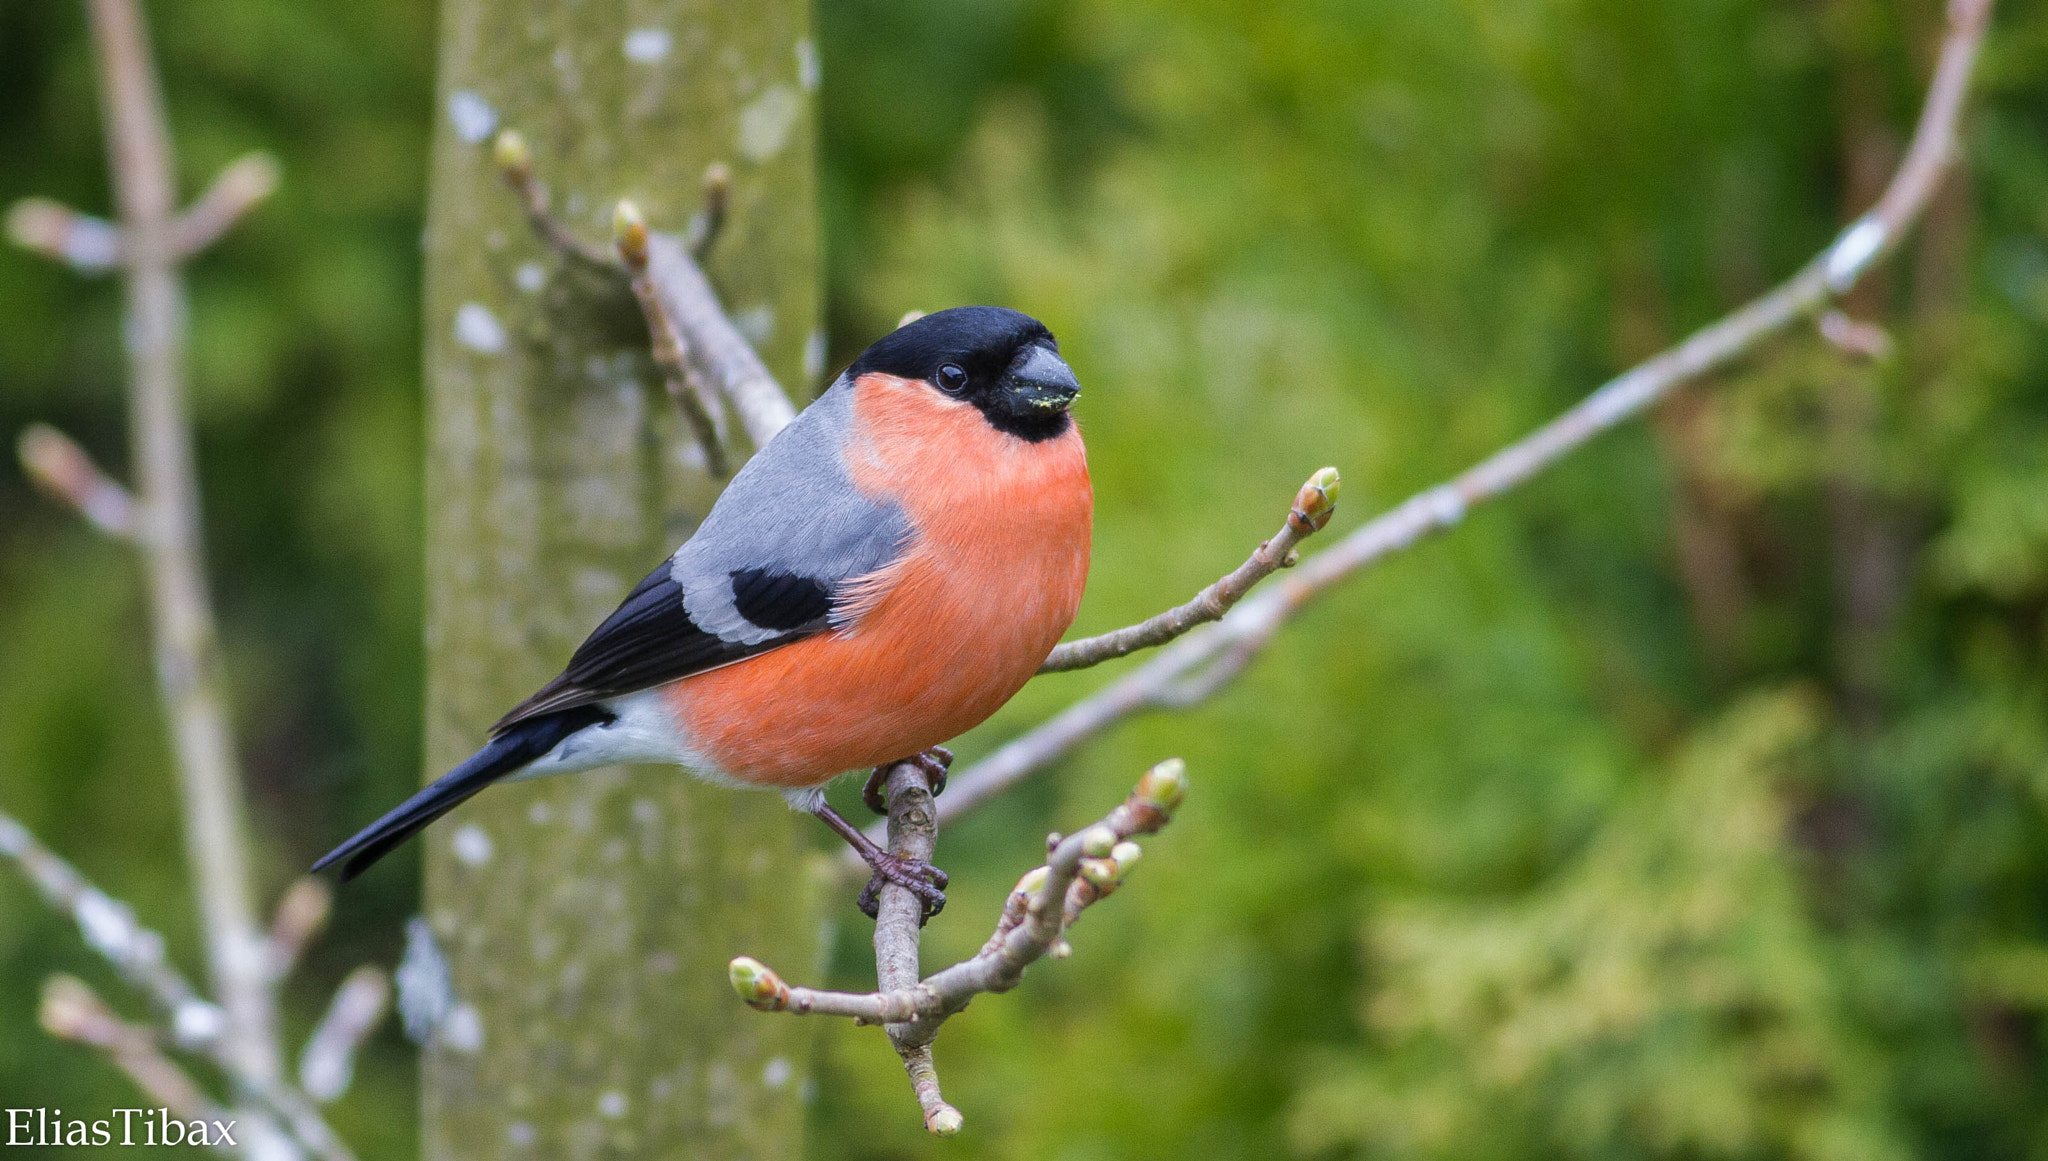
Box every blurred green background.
[5,0,2048,1157]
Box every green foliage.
[3,0,2048,1158]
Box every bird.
[313,306,1091,918]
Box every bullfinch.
[314,306,1090,917]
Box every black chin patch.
[981,406,1071,442]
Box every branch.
[490,133,798,450]
[488,130,614,269]
[0,810,356,1161]
[264,877,332,982]
[169,151,280,258]
[1041,467,1340,672]
[644,228,797,448]
[5,197,122,272]
[297,966,390,1103]
[40,975,230,1136]
[1817,309,1895,361]
[685,161,732,259]
[87,0,283,1090]
[5,154,275,275]
[615,200,732,477]
[732,758,1187,1134]
[0,808,221,1045]
[914,0,1997,834]
[18,423,141,539]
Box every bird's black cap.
[847,306,1078,442]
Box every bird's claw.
[861,745,954,815]
[857,853,949,922]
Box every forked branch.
[488,131,797,451]
[731,759,1187,1133]
[1041,467,1340,673]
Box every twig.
[5,198,123,272]
[491,135,796,450]
[488,130,615,269]
[685,162,732,259]
[4,154,273,274]
[297,967,390,1103]
[18,423,141,539]
[0,810,357,1161]
[169,152,280,258]
[615,200,732,476]
[265,878,331,982]
[0,808,221,1045]
[39,975,230,1136]
[86,0,283,1090]
[1818,309,1895,360]
[644,228,797,448]
[732,759,1187,1133]
[14,4,359,1158]
[906,0,1997,835]
[1041,467,1340,672]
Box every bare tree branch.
[1041,467,1340,673]
[39,975,230,1138]
[86,0,283,1091]
[488,130,615,269]
[297,967,390,1103]
[732,759,1186,1133]
[491,134,797,450]
[169,152,280,258]
[264,878,332,982]
[871,759,959,1134]
[615,199,732,477]
[0,808,221,1045]
[0,810,356,1161]
[5,197,123,272]
[685,161,731,259]
[643,227,797,448]
[1817,309,1895,361]
[911,0,1997,835]
[17,423,141,539]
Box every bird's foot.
[862,745,953,815]
[857,852,949,921]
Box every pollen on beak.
[1006,344,1081,409]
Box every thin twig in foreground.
[5,198,123,272]
[0,808,219,1043]
[297,967,391,1103]
[0,809,358,1161]
[86,0,282,1089]
[732,759,1187,1134]
[264,878,332,982]
[18,423,141,539]
[168,152,280,258]
[40,975,229,1134]
[904,0,1996,836]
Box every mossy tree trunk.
[420,2,823,1157]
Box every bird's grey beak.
[1005,344,1081,410]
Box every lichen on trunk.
[420,2,823,1157]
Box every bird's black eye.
[936,364,969,394]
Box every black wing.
[493,382,913,735]
[490,563,822,734]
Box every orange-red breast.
[315,307,1091,915]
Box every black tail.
[313,707,609,882]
